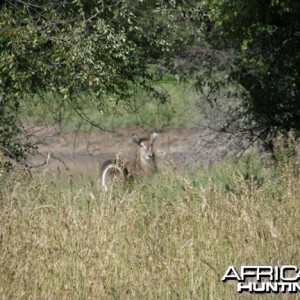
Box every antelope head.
[132,132,159,174]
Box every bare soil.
[30,126,246,178]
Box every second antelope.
[100,132,159,192]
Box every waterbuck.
[100,132,159,192]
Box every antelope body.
[100,132,158,192]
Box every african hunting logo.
[222,266,300,293]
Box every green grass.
[1,154,300,299]
[188,152,270,193]
[22,81,200,133]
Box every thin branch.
[15,0,42,9]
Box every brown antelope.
[100,132,159,192]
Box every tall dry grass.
[0,150,300,299]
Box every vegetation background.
[1,0,300,299]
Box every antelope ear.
[132,134,141,145]
[151,132,159,142]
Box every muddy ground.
[30,126,249,179]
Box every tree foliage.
[0,0,189,168]
[2,0,300,168]
[188,0,300,140]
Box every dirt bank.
[30,126,247,178]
